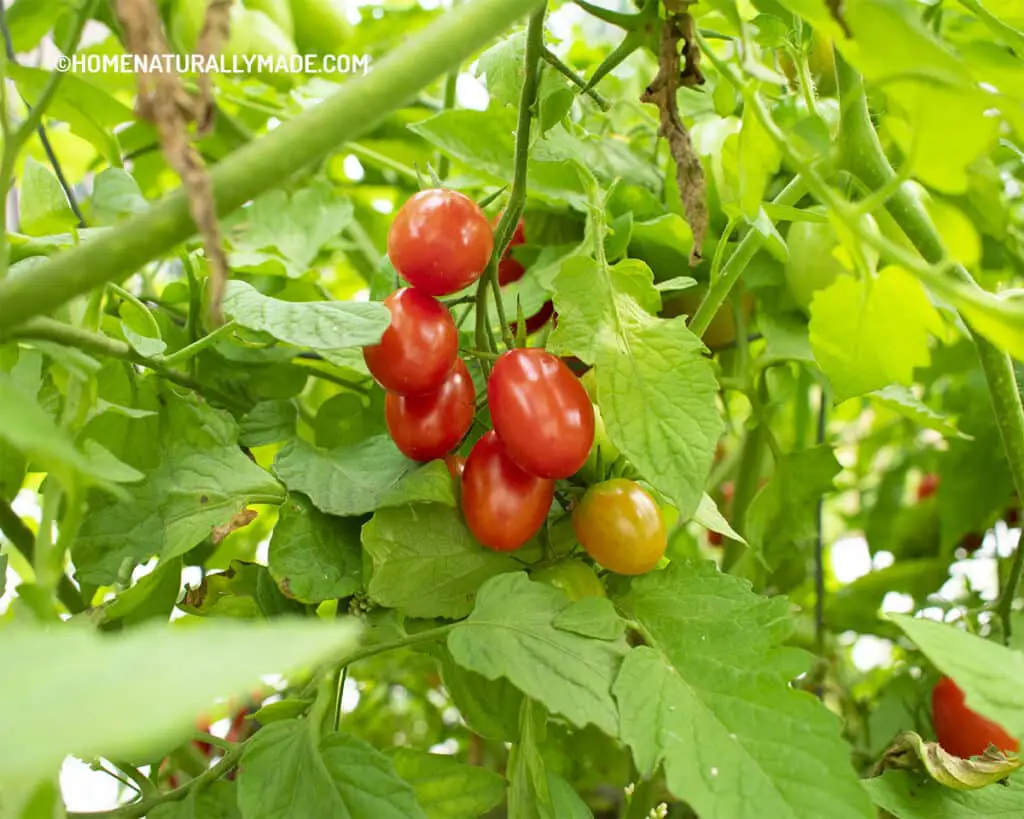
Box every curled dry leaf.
[874,730,1021,791]
[640,5,707,265]
[115,0,232,326]
[211,508,259,544]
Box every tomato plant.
[362,287,458,395]
[3,1,1024,817]
[385,357,475,461]
[387,188,494,296]
[488,348,594,479]
[531,559,606,600]
[460,430,554,552]
[572,479,667,575]
[932,676,1019,759]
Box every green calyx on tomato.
[532,560,606,601]
[577,405,621,483]
[572,479,666,576]
[784,208,880,313]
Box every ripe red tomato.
[385,358,475,461]
[495,213,527,286]
[363,288,458,395]
[572,479,666,575]
[445,453,466,479]
[461,430,554,551]
[707,529,723,547]
[388,189,494,296]
[917,473,940,502]
[932,676,1018,758]
[488,349,595,479]
[510,299,555,337]
[961,531,984,554]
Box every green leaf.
[314,391,386,449]
[237,721,426,819]
[119,297,167,358]
[18,157,77,237]
[448,573,628,735]
[5,0,63,52]
[614,562,874,819]
[0,372,142,495]
[553,597,626,641]
[878,731,1021,790]
[74,390,284,585]
[871,385,970,440]
[10,65,131,164]
[98,557,183,628]
[694,492,745,543]
[274,436,452,517]
[550,254,722,518]
[150,781,241,819]
[745,446,841,568]
[385,748,506,819]
[548,772,594,818]
[476,34,527,107]
[224,183,356,277]
[0,619,360,781]
[88,168,147,226]
[269,494,362,603]
[865,769,1024,818]
[809,266,943,400]
[363,505,519,619]
[437,648,523,743]
[930,281,1024,363]
[239,400,297,447]
[889,615,1024,740]
[738,104,781,219]
[507,699,555,819]
[826,559,950,636]
[222,280,389,353]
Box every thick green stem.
[689,176,807,338]
[835,57,1024,642]
[0,0,544,331]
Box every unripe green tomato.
[532,560,606,601]
[224,8,299,88]
[289,0,353,55]
[784,209,880,313]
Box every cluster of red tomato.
[364,188,668,574]
[932,676,1018,759]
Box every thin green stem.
[291,357,370,394]
[13,0,99,147]
[69,743,245,819]
[483,4,547,351]
[689,177,807,338]
[834,56,1024,643]
[158,321,236,366]
[957,0,1024,54]
[108,283,161,338]
[541,48,610,110]
[0,0,545,331]
[347,143,422,185]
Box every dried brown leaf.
[211,508,259,544]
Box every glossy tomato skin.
[532,560,606,601]
[385,358,475,461]
[488,349,595,479]
[461,431,554,552]
[388,189,494,296]
[363,288,458,395]
[573,479,666,575]
[496,214,527,286]
[932,676,1019,758]
[445,454,466,479]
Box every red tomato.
[572,479,666,575]
[445,454,466,479]
[385,358,475,461]
[721,480,735,507]
[495,213,527,286]
[488,349,595,479]
[707,529,723,547]
[510,300,555,337]
[961,531,984,554]
[363,288,458,395]
[388,189,494,296]
[917,473,940,502]
[932,676,1018,758]
[461,430,554,551]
